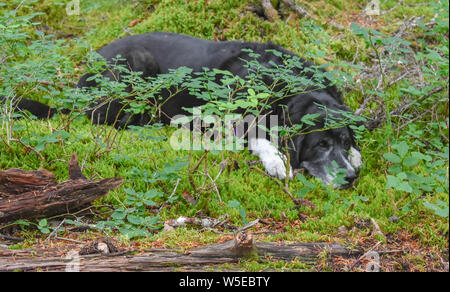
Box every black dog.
[2,32,362,187]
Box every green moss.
[0,0,447,272]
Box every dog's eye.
[342,140,349,149]
[343,140,352,149]
[318,140,329,148]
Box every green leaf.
[397,172,408,180]
[38,227,51,234]
[213,68,233,76]
[297,187,311,198]
[383,153,401,164]
[228,200,247,223]
[145,216,160,226]
[111,210,127,220]
[38,219,48,227]
[423,201,449,218]
[397,181,413,193]
[256,92,270,99]
[388,164,402,175]
[385,175,412,192]
[393,141,409,157]
[227,199,241,209]
[354,195,369,202]
[239,208,247,224]
[14,219,31,226]
[296,173,316,188]
[127,214,143,226]
[402,156,420,167]
[301,113,320,126]
[411,151,432,162]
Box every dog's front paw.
[249,138,293,180]
[262,155,293,180]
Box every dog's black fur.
[1,32,361,187]
[0,96,57,119]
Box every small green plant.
[227,199,248,224]
[12,218,54,235]
[97,187,164,239]
[95,158,190,239]
[384,141,449,216]
[37,218,51,234]
[423,200,449,218]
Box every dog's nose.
[339,173,357,189]
[345,172,357,184]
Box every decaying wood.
[0,232,360,271]
[259,0,308,21]
[79,238,119,255]
[0,169,56,197]
[0,153,122,223]
[280,0,308,18]
[261,0,280,21]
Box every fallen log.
[0,231,360,271]
[0,153,122,223]
[0,169,56,197]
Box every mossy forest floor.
[0,0,448,271]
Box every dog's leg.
[249,138,293,180]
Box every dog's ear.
[288,133,305,169]
[333,103,365,126]
[347,126,359,150]
[334,103,351,113]
[287,96,322,124]
[285,96,321,169]
[331,103,364,148]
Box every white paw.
[249,138,293,180]
[261,155,293,180]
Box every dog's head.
[286,91,362,188]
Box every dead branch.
[261,0,280,21]
[365,85,445,130]
[0,153,122,223]
[0,169,56,197]
[280,0,308,18]
[0,232,360,271]
[348,241,382,272]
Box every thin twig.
[158,178,181,211]
[238,219,260,232]
[46,219,66,242]
[251,166,295,201]
[0,234,25,242]
[53,236,84,244]
[348,241,382,272]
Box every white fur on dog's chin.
[349,147,362,170]
[249,138,293,180]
